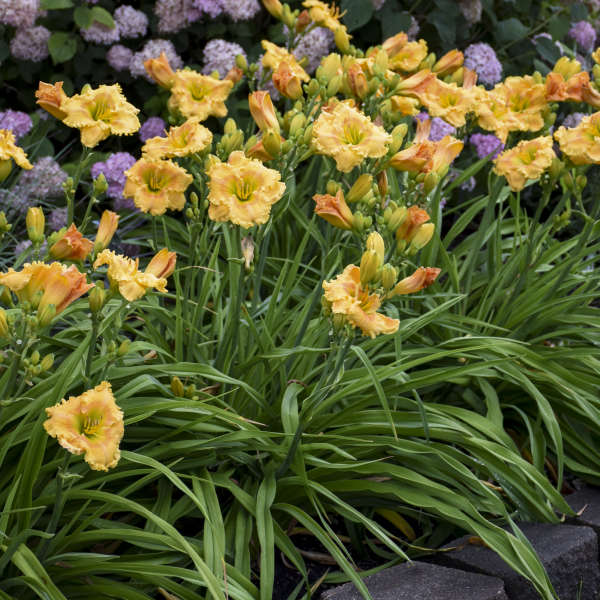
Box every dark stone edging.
[321,487,600,600]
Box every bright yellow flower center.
[90,99,112,122]
[509,95,530,112]
[81,413,103,438]
[343,123,365,145]
[189,83,208,101]
[143,169,169,192]
[440,93,458,107]
[231,177,258,202]
[517,148,537,165]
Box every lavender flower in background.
[406,16,420,41]
[80,21,120,45]
[470,133,504,159]
[221,0,260,22]
[0,0,40,28]
[569,20,596,52]
[561,112,585,129]
[192,0,224,18]
[114,5,148,39]
[371,0,385,10]
[14,239,47,257]
[533,32,565,57]
[458,0,482,25]
[0,110,33,139]
[91,153,136,207]
[130,39,183,80]
[10,26,50,61]
[139,117,167,142]
[107,44,134,71]
[290,26,334,74]
[202,39,246,76]
[48,207,68,232]
[460,176,477,191]
[155,0,202,34]
[415,113,457,142]
[464,42,502,86]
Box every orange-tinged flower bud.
[144,52,176,89]
[296,9,311,31]
[377,171,388,197]
[395,205,430,244]
[146,248,177,279]
[95,210,119,252]
[246,138,276,162]
[432,50,463,77]
[273,62,304,100]
[35,81,68,120]
[249,91,280,133]
[262,0,283,18]
[225,66,244,84]
[347,63,368,99]
[313,189,354,230]
[26,207,45,243]
[50,224,93,261]
[392,267,440,295]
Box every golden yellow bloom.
[493,136,554,191]
[0,129,32,170]
[272,62,305,99]
[475,76,547,143]
[432,50,463,77]
[395,205,431,247]
[554,112,600,165]
[381,32,428,72]
[61,84,140,148]
[249,91,280,133]
[545,59,600,107]
[0,261,93,317]
[391,267,441,295]
[264,42,310,78]
[303,0,345,32]
[141,118,212,159]
[94,210,119,252]
[44,382,124,471]
[144,52,176,89]
[168,70,233,121]
[35,81,68,120]
[323,264,399,338]
[414,77,478,127]
[390,95,420,116]
[146,248,177,279]
[206,151,286,228]
[49,224,93,261]
[94,249,170,301]
[123,158,193,216]
[312,100,392,172]
[389,118,463,175]
[313,189,354,229]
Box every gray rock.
[321,561,508,600]
[567,487,600,538]
[437,523,600,600]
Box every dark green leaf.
[73,6,94,29]
[40,0,73,8]
[91,6,116,28]
[48,32,77,64]
[495,18,529,44]
[341,0,374,32]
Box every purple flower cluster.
[221,0,260,21]
[129,39,183,80]
[464,42,502,86]
[202,39,246,77]
[0,0,40,28]
[10,25,50,61]
[569,21,596,52]
[193,0,224,17]
[139,117,167,142]
[469,133,504,159]
[458,0,482,25]
[80,22,120,45]
[0,110,33,139]
[91,152,136,206]
[155,0,203,34]
[107,44,134,71]
[114,5,148,39]
[415,113,457,142]
[561,112,585,129]
[48,207,68,232]
[290,26,334,74]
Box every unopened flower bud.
[296,9,311,31]
[244,134,259,153]
[366,231,385,264]
[117,339,130,356]
[94,210,119,252]
[326,180,340,195]
[235,54,248,72]
[420,53,436,70]
[0,212,10,234]
[360,250,380,287]
[593,64,600,82]
[93,172,108,196]
[289,113,306,137]
[549,157,564,179]
[377,171,388,197]
[409,222,435,252]
[576,174,587,190]
[263,129,281,157]
[262,0,283,18]
[387,206,407,231]
[0,308,9,338]
[334,26,351,53]
[422,172,439,194]
[320,53,342,81]
[375,49,389,72]
[30,350,40,365]
[224,118,237,135]
[307,79,320,97]
[89,282,106,314]
[302,123,314,145]
[41,353,54,371]
[327,75,342,96]
[390,124,408,153]
[171,375,185,397]
[26,207,45,244]
[346,174,373,203]
[0,159,12,183]
[381,264,397,290]
[37,303,56,328]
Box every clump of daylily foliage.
[0,1,599,598]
